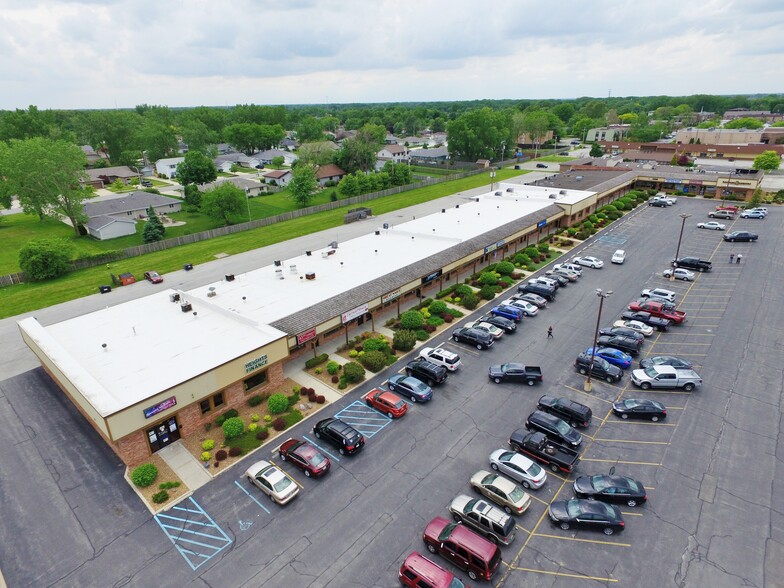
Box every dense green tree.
[589,142,604,157]
[176,150,218,186]
[335,124,384,173]
[297,141,337,166]
[183,184,202,208]
[752,150,781,173]
[142,205,165,243]
[224,123,285,155]
[520,110,551,157]
[86,110,141,162]
[18,239,73,280]
[0,106,55,141]
[724,117,764,130]
[288,165,319,207]
[200,183,246,225]
[296,116,325,142]
[337,174,360,197]
[136,119,178,162]
[180,119,217,153]
[447,107,512,161]
[552,103,575,123]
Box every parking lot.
[1,197,782,587]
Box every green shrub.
[268,393,289,415]
[479,285,496,300]
[131,463,159,488]
[360,349,388,372]
[263,414,272,423]
[152,490,169,504]
[582,221,594,230]
[415,329,430,341]
[18,239,74,281]
[343,361,366,383]
[478,271,499,286]
[283,410,304,428]
[326,361,340,375]
[201,451,211,462]
[428,300,447,315]
[247,395,263,407]
[495,261,515,275]
[348,349,358,357]
[462,292,479,310]
[454,284,473,297]
[248,423,258,432]
[201,439,215,451]
[314,367,322,374]
[523,246,539,258]
[436,286,455,298]
[400,310,425,330]
[393,329,417,351]
[158,481,181,490]
[305,353,329,369]
[222,417,244,440]
[288,391,300,408]
[426,316,445,327]
[363,337,389,353]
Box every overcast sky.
[2,0,783,111]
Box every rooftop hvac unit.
[321,251,329,258]
[275,268,284,279]
[225,274,235,281]
[169,293,180,303]
[290,264,297,274]
[305,272,316,280]
[329,241,338,249]
[181,302,192,313]
[549,194,557,199]
[559,190,567,195]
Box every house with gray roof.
[199,177,266,196]
[83,192,182,221]
[256,149,298,166]
[84,215,137,240]
[84,166,139,189]
[410,146,449,163]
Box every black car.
[639,355,694,370]
[537,395,592,428]
[672,256,712,272]
[478,314,517,333]
[599,326,644,342]
[525,410,582,448]
[536,162,548,168]
[574,352,623,383]
[573,474,647,507]
[405,359,448,386]
[488,363,543,386]
[648,199,667,207]
[620,310,671,331]
[723,231,758,242]
[452,327,494,350]
[546,273,569,287]
[141,179,153,187]
[312,418,365,456]
[518,282,556,302]
[596,335,642,356]
[549,499,624,535]
[612,398,667,421]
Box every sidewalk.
[157,442,212,491]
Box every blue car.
[491,305,524,322]
[387,374,433,402]
[585,347,632,369]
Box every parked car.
[478,314,517,333]
[537,395,592,428]
[708,209,735,219]
[548,499,625,535]
[639,355,693,370]
[387,374,433,403]
[612,398,667,421]
[553,262,583,275]
[312,418,365,455]
[144,271,163,284]
[509,429,580,473]
[507,299,539,316]
[641,287,675,302]
[470,470,532,515]
[419,347,462,371]
[572,256,604,268]
[628,300,686,324]
[406,358,449,385]
[422,516,502,582]
[488,363,543,386]
[599,326,644,342]
[278,438,331,478]
[620,310,671,331]
[448,495,517,545]
[584,347,632,369]
[525,410,582,448]
[672,256,712,272]
[518,282,556,302]
[740,209,765,219]
[631,365,702,391]
[662,268,695,281]
[697,221,726,230]
[488,448,547,489]
[649,199,668,208]
[244,460,300,504]
[141,179,153,187]
[466,320,504,339]
[748,207,768,216]
[611,250,626,264]
[362,388,408,418]
[544,272,570,287]
[573,474,647,507]
[723,231,758,242]
[613,319,654,337]
[528,276,560,290]
[511,292,548,308]
[398,552,463,588]
[574,352,623,382]
[490,304,525,322]
[452,327,494,350]
[546,268,579,281]
[596,335,642,356]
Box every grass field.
[0,168,523,318]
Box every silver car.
[489,448,547,489]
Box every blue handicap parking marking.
[234,480,271,514]
[597,235,627,246]
[154,496,232,571]
[334,400,393,438]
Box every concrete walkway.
[157,441,212,491]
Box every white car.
[245,460,299,505]
[419,347,462,371]
[611,250,626,264]
[613,319,654,337]
[748,207,768,216]
[662,268,696,281]
[641,287,676,302]
[508,300,539,316]
[466,320,504,339]
[553,262,583,276]
[697,221,726,230]
[572,256,604,269]
[529,276,559,288]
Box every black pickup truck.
[488,363,543,386]
[672,256,712,272]
[620,310,671,331]
[508,430,580,473]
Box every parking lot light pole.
[585,289,612,392]
[671,213,692,281]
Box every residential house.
[81,145,110,167]
[377,144,409,164]
[280,138,299,150]
[80,192,182,240]
[83,216,138,240]
[84,166,140,189]
[215,143,234,155]
[199,177,266,197]
[155,157,185,179]
[262,169,293,186]
[315,164,347,187]
[409,146,449,163]
[214,153,262,169]
[177,140,189,154]
[255,149,298,166]
[400,136,426,147]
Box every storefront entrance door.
[147,416,181,453]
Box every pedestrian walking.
[547,325,553,339]
[737,254,742,264]
[729,253,734,264]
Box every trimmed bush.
[222,417,244,440]
[283,410,304,427]
[479,285,496,300]
[247,395,263,407]
[215,449,228,461]
[131,463,159,488]
[393,329,417,351]
[326,361,340,375]
[331,375,339,383]
[360,349,388,372]
[478,271,499,286]
[343,361,366,383]
[152,490,169,504]
[426,316,445,327]
[363,337,389,353]
[454,284,473,297]
[308,392,317,402]
[158,481,181,489]
[461,292,479,310]
[248,423,258,432]
[314,367,322,375]
[523,246,539,258]
[495,261,515,275]
[288,391,300,408]
[537,242,550,253]
[223,409,239,419]
[272,417,286,431]
[443,314,454,323]
[415,329,430,341]
[201,451,211,462]
[251,413,260,422]
[201,439,215,451]
[255,429,270,441]
[428,300,447,315]
[228,446,242,457]
[316,395,325,404]
[400,310,425,330]
[263,414,272,423]
[305,353,329,369]
[267,393,289,415]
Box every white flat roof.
[19,182,593,416]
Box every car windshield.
[528,461,543,476]
[554,420,571,435]
[566,500,583,517]
[508,486,527,502]
[444,356,459,365]
[448,578,467,588]
[273,476,292,493]
[591,475,612,491]
[411,380,428,392]
[301,446,326,467]
[643,367,658,378]
[392,399,406,409]
[624,399,641,408]
[438,522,458,542]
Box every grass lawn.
[535,155,575,162]
[0,168,524,318]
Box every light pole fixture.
[585,289,612,392]
[245,188,252,222]
[671,213,692,281]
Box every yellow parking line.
[533,533,631,547]
[529,494,552,506]
[602,419,677,425]
[650,342,711,346]
[502,566,619,583]
[620,511,644,516]
[581,458,662,466]
[593,438,670,445]
[515,524,533,534]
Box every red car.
[362,387,407,418]
[278,438,331,478]
[144,271,163,284]
[628,300,686,324]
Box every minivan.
[399,552,466,588]
[518,282,556,302]
[423,516,502,581]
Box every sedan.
[612,398,667,421]
[573,474,647,507]
[549,499,624,535]
[470,470,532,515]
[611,250,626,264]
[489,449,547,489]
[513,292,547,308]
[599,327,644,342]
[387,375,432,403]
[613,319,654,337]
[466,320,504,339]
[547,268,579,282]
[572,256,604,269]
[278,438,331,478]
[244,460,299,505]
[144,271,163,284]
[697,221,726,230]
[478,314,517,333]
[535,162,548,168]
[639,355,694,370]
[740,210,765,219]
[585,347,632,369]
[723,231,758,242]
[596,335,642,356]
[508,300,539,316]
[363,388,407,418]
[662,268,696,281]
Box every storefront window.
[199,399,211,414]
[213,392,225,408]
[243,370,268,392]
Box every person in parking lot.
[736,254,742,264]
[547,325,553,339]
[729,253,734,264]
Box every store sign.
[342,303,368,324]
[244,354,269,374]
[484,240,505,254]
[666,178,682,184]
[143,396,177,419]
[537,219,547,228]
[421,269,443,284]
[296,328,317,346]
[689,180,703,185]
[382,288,402,304]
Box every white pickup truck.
[631,365,702,391]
